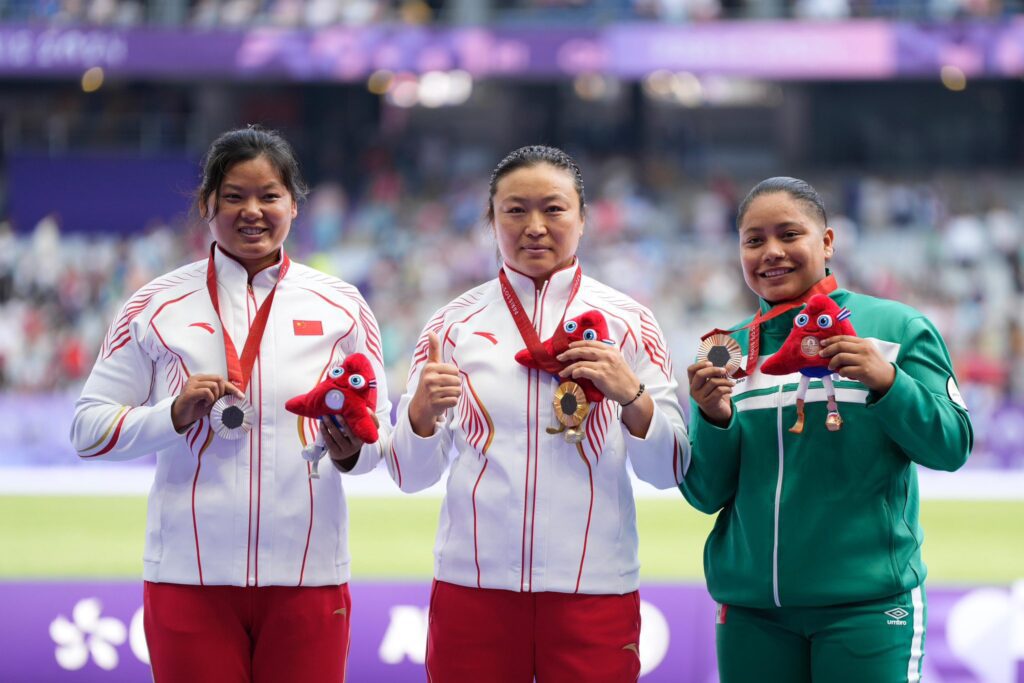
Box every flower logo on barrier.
[49,598,127,671]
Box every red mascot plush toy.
[761,294,855,434]
[285,353,378,478]
[514,310,615,442]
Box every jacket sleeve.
[679,400,741,514]
[336,293,392,476]
[384,314,454,493]
[620,310,690,490]
[866,315,973,471]
[70,307,181,461]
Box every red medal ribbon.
[702,274,837,377]
[206,243,290,393]
[498,264,583,376]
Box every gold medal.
[210,395,254,440]
[553,381,589,428]
[697,334,742,377]
[552,381,590,442]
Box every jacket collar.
[501,258,582,316]
[213,243,288,292]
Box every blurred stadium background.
[0,0,1023,681]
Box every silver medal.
[210,394,254,440]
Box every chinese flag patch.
[293,320,323,336]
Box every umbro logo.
[885,607,908,625]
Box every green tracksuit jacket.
[680,288,973,608]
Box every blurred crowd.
[0,0,434,25]
[0,0,1009,25]
[0,152,1021,468]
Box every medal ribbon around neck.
[701,274,837,378]
[498,264,583,375]
[206,243,290,394]
[500,264,587,443]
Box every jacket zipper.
[772,383,784,607]
[521,280,547,591]
[246,283,259,586]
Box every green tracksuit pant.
[716,586,926,683]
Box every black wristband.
[620,383,645,407]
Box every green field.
[1,496,1021,584]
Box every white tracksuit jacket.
[70,247,391,587]
[388,262,688,595]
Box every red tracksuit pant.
[426,580,642,683]
[143,581,352,683]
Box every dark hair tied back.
[487,145,586,224]
[736,176,827,229]
[198,125,308,219]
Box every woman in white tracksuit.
[70,127,390,682]
[387,145,688,682]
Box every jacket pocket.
[881,499,901,587]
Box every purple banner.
[8,154,197,235]
[2,21,1024,81]
[1,580,1021,682]
[608,21,895,78]
[0,24,600,80]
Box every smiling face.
[208,155,297,278]
[492,162,584,287]
[739,191,834,304]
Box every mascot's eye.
[348,374,366,389]
[582,329,598,341]
[329,366,344,378]
[817,314,834,329]
[795,313,809,327]
[564,321,578,333]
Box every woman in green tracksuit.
[681,177,973,683]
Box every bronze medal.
[697,334,742,377]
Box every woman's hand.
[171,374,245,432]
[322,409,380,471]
[557,340,653,437]
[408,332,461,437]
[557,341,642,405]
[819,335,896,395]
[686,361,734,428]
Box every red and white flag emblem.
[293,320,323,336]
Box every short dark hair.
[197,126,308,219]
[737,176,827,229]
[486,145,585,224]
